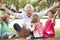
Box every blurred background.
[0,0,60,17]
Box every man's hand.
[0,3,6,9]
[0,3,14,15]
[52,2,60,8]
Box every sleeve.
[14,13,23,19]
[36,10,48,17]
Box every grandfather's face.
[25,7,33,17]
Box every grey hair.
[24,4,34,11]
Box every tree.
[0,0,60,17]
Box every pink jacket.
[43,19,55,38]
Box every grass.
[0,28,60,40]
[51,28,60,40]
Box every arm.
[0,3,14,16]
[37,2,60,17]
[30,26,35,32]
[0,4,23,19]
[53,8,60,21]
[3,7,14,16]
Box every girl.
[43,10,58,40]
[0,14,16,38]
[26,14,43,40]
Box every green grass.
[0,28,60,40]
[52,28,60,40]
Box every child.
[0,14,16,38]
[0,17,2,37]
[26,14,43,40]
[13,23,30,38]
[43,10,58,40]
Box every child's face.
[48,11,54,18]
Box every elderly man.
[0,2,60,38]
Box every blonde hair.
[31,14,40,23]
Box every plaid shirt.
[33,22,43,37]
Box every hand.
[52,2,60,7]
[0,3,6,9]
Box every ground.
[0,28,60,40]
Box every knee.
[13,23,21,28]
[13,23,22,31]
[13,23,19,27]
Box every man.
[0,2,60,38]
